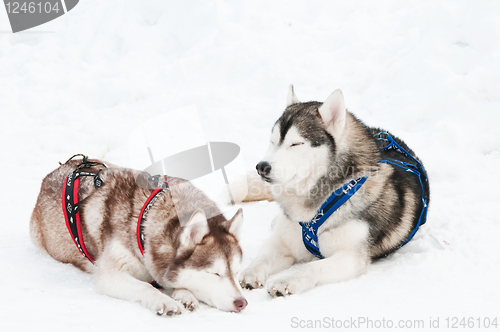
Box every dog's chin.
[281,175,314,193]
[201,300,239,313]
[259,174,273,183]
[265,174,300,187]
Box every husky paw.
[239,268,266,290]
[151,294,186,316]
[266,277,301,297]
[172,289,199,312]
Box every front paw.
[266,276,304,297]
[239,268,266,290]
[172,289,199,312]
[150,294,186,316]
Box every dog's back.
[31,160,95,271]
[30,159,137,272]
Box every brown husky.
[30,158,247,315]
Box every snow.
[1,1,499,331]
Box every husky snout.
[233,297,247,312]
[256,161,272,181]
[186,275,248,312]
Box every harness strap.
[300,132,429,259]
[61,156,175,289]
[300,176,368,259]
[137,187,164,256]
[136,177,172,289]
[62,156,107,263]
[375,132,429,256]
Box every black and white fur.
[239,86,430,296]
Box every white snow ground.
[1,1,499,331]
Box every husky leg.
[266,250,369,296]
[239,238,295,290]
[95,241,185,315]
[95,270,185,315]
[266,219,370,296]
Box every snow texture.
[0,1,499,331]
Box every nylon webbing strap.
[62,162,105,263]
[136,175,170,290]
[137,187,164,256]
[375,132,429,255]
[299,132,429,259]
[299,176,368,259]
[61,156,165,288]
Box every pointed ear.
[179,209,209,248]
[225,208,243,241]
[286,84,300,107]
[318,89,346,141]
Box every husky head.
[256,85,347,191]
[164,208,247,312]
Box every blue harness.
[299,132,429,259]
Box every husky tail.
[219,170,273,205]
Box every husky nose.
[233,297,248,312]
[256,161,271,177]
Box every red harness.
[136,183,167,255]
[62,157,106,263]
[62,175,96,262]
[61,156,173,288]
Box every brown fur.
[30,158,241,285]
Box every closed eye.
[290,142,304,147]
[207,272,221,277]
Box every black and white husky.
[239,86,430,296]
